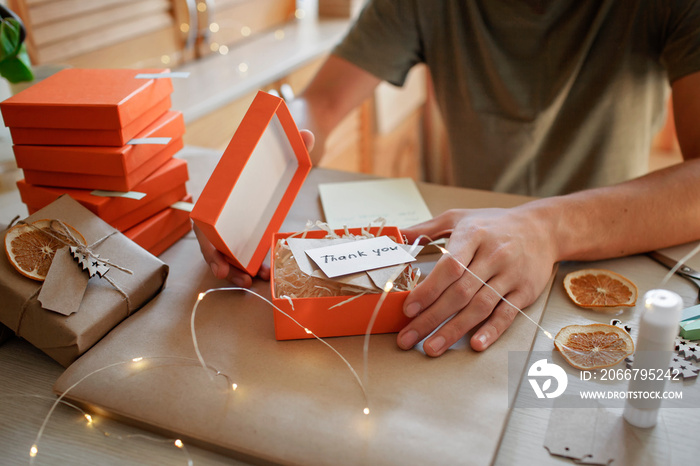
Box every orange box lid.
[270,227,412,340]
[108,184,188,232]
[0,68,174,130]
[21,137,183,191]
[8,96,172,146]
[144,221,192,257]
[124,195,193,256]
[13,110,184,175]
[190,91,312,276]
[25,183,189,232]
[17,157,189,226]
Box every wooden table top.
[2,146,698,466]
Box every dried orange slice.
[554,323,634,370]
[563,269,637,309]
[4,219,86,281]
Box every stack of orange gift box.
[0,68,192,256]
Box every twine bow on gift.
[10,218,135,335]
[46,219,133,278]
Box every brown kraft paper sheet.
[53,169,554,465]
[0,195,169,367]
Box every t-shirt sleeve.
[332,0,423,87]
[661,0,700,82]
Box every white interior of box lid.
[215,114,297,266]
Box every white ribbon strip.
[127,137,172,145]
[170,201,194,212]
[135,72,191,79]
[91,190,147,200]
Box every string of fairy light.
[21,229,563,463]
[5,394,193,465]
[659,242,700,287]
[191,287,370,412]
[434,244,555,340]
[26,355,235,464]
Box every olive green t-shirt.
[333,0,700,196]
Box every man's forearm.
[528,158,700,262]
[286,97,325,164]
[290,54,382,165]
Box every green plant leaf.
[0,44,33,83]
[0,17,22,62]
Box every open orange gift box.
[14,110,185,191]
[0,68,173,146]
[18,157,189,231]
[191,90,412,340]
[270,227,412,340]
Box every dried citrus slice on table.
[554,323,634,370]
[563,269,637,309]
[4,219,86,281]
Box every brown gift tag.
[544,401,643,465]
[38,247,90,316]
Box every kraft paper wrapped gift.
[18,157,189,231]
[15,110,185,191]
[0,195,169,367]
[0,68,174,146]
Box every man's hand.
[194,224,270,286]
[397,206,558,357]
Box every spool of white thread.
[623,289,682,428]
